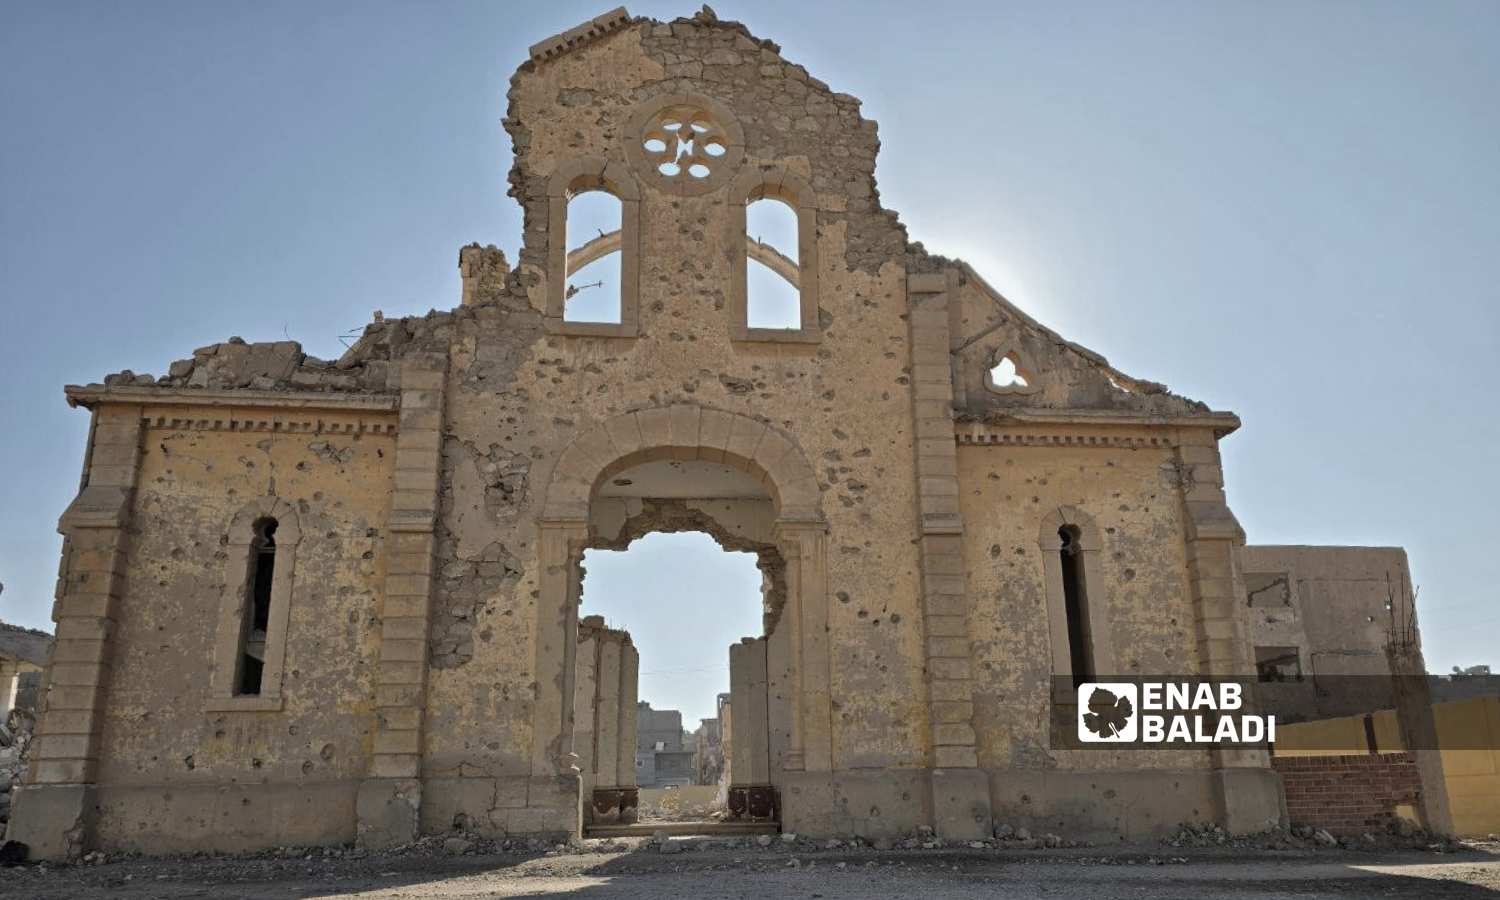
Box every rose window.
[640,105,730,181]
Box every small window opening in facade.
[990,355,1028,388]
[745,197,800,329]
[1059,525,1093,687]
[1255,646,1303,683]
[1244,572,1291,608]
[563,190,623,324]
[238,518,277,695]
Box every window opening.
[746,198,800,329]
[564,190,623,324]
[238,518,277,695]
[1059,525,1093,687]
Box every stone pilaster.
[615,639,639,822]
[773,520,833,775]
[357,353,448,849]
[906,270,992,841]
[573,624,599,795]
[594,635,622,791]
[727,637,775,819]
[765,618,793,786]
[617,641,638,790]
[10,405,143,859]
[1175,429,1284,833]
[513,517,587,837]
[728,640,753,787]
[577,618,637,824]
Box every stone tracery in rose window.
[640,104,730,181]
[624,94,744,196]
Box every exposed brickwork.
[1273,753,1422,835]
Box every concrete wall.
[636,704,684,754]
[1241,545,1414,721]
[650,750,696,786]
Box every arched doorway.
[534,405,830,836]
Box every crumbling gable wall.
[948,269,1208,418]
[416,9,940,832]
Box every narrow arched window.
[1059,525,1094,687]
[728,168,820,343]
[237,518,277,696]
[745,198,800,329]
[564,190,623,324]
[545,157,641,337]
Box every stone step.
[585,821,780,838]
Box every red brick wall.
[1272,752,1423,835]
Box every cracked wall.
[90,420,395,851]
[959,438,1206,771]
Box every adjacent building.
[635,702,693,787]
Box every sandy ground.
[5,840,1500,900]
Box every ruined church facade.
[10,8,1294,858]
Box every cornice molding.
[957,408,1241,449]
[959,407,1240,436]
[66,384,399,412]
[957,431,1176,450]
[65,385,399,436]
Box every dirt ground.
[5,838,1500,900]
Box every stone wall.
[575,617,637,824]
[91,418,397,852]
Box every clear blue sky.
[2,2,1496,725]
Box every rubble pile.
[0,709,36,833]
[1165,820,1460,853]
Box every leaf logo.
[1076,683,1138,742]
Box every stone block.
[930,767,992,842]
[356,778,421,850]
[1215,767,1286,835]
[5,784,92,860]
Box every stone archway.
[531,404,831,835]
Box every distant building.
[1242,546,1425,722]
[0,621,52,716]
[1429,666,1500,704]
[634,701,693,787]
[636,701,684,754]
[693,695,729,787]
